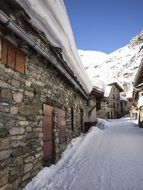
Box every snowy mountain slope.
[78,50,107,68]
[79,32,143,92]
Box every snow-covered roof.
[16,0,93,94]
[108,82,124,92]
[93,79,106,93]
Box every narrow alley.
[25,118,143,190]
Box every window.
[113,103,115,108]
[1,39,26,74]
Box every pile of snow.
[24,125,105,190]
[16,0,93,94]
[96,118,108,129]
[25,118,143,190]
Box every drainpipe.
[0,11,88,99]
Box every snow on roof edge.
[16,0,93,94]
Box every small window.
[113,103,115,108]
[1,39,26,74]
[71,107,74,131]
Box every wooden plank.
[7,45,15,69]
[43,104,54,159]
[43,141,52,158]
[43,116,52,141]
[58,109,66,143]
[15,51,26,74]
[43,104,53,116]
[1,40,8,65]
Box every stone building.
[96,85,111,119]
[120,94,129,117]
[96,98,108,119]
[134,58,143,127]
[84,87,104,131]
[0,0,99,189]
[106,82,124,119]
[126,87,138,119]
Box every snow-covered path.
[25,118,143,190]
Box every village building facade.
[120,94,129,117]
[105,82,124,119]
[84,87,104,131]
[133,58,143,127]
[0,0,100,189]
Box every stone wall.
[0,38,87,189]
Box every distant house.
[134,58,143,127]
[126,86,138,119]
[0,0,100,189]
[106,82,124,119]
[120,94,129,116]
[84,86,104,131]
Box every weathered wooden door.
[80,109,84,132]
[43,104,54,166]
[57,109,66,144]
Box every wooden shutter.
[1,39,8,65]
[58,109,66,144]
[43,104,53,159]
[15,51,26,74]
[7,45,15,69]
[1,39,26,74]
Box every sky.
[64,0,143,54]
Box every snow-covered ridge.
[16,0,93,94]
[79,32,143,92]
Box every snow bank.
[24,127,102,190]
[16,0,93,94]
[96,118,108,129]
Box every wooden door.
[80,109,84,132]
[58,109,66,144]
[43,104,54,165]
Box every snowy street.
[25,118,143,190]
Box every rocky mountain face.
[78,32,143,93]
